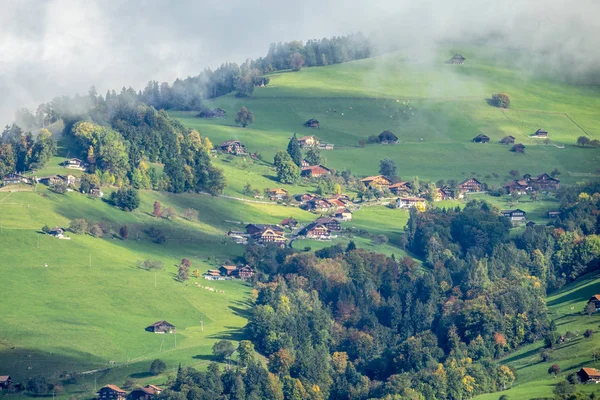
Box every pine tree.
[287,133,302,167]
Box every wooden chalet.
[206,269,222,277]
[438,186,454,200]
[128,385,162,400]
[303,198,331,212]
[547,211,560,219]
[334,208,353,221]
[237,265,255,280]
[197,108,226,118]
[446,54,465,64]
[395,197,426,209]
[146,320,175,334]
[65,158,86,170]
[578,367,600,383]
[501,209,526,221]
[378,131,398,144]
[500,135,515,145]
[97,385,127,400]
[281,218,298,228]
[295,193,316,203]
[251,227,287,246]
[325,198,346,209]
[301,165,332,178]
[301,159,311,168]
[587,295,600,312]
[0,376,11,389]
[48,227,65,238]
[532,128,548,138]
[531,173,560,190]
[2,173,29,185]
[472,134,490,143]
[245,224,284,236]
[457,178,483,193]
[267,188,289,201]
[301,223,330,239]
[388,181,411,195]
[217,140,247,155]
[360,175,392,188]
[304,118,319,128]
[314,217,341,232]
[511,143,526,153]
[504,179,529,194]
[298,135,320,148]
[219,265,238,276]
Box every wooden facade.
[501,209,526,221]
[472,134,490,143]
[97,385,127,400]
[304,119,319,128]
[578,368,600,383]
[314,217,341,232]
[301,165,332,178]
[360,175,392,188]
[146,321,175,333]
[217,140,247,155]
[458,178,483,193]
[395,197,426,209]
[298,135,320,147]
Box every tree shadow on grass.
[228,305,252,319]
[129,372,152,379]
[502,347,543,365]
[262,174,280,184]
[207,326,246,341]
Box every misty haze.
[0,1,599,399]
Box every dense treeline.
[228,185,600,399]
[0,125,56,175]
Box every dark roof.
[148,320,174,328]
[0,376,10,383]
[452,53,465,60]
[458,177,482,186]
[378,130,398,141]
[219,139,242,147]
[100,385,127,393]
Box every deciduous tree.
[235,106,255,128]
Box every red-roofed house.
[97,385,127,400]
[578,368,600,383]
[301,165,332,178]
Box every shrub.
[149,359,167,375]
[182,208,199,221]
[52,182,68,194]
[212,340,235,361]
[491,93,510,108]
[69,218,88,234]
[584,329,594,338]
[110,187,140,211]
[137,259,164,271]
[89,224,103,238]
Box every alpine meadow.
[1,3,600,400]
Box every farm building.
[301,165,332,178]
[547,211,560,219]
[438,186,454,200]
[237,265,255,280]
[500,135,515,145]
[531,173,560,190]
[472,134,490,143]
[217,140,247,155]
[531,128,548,138]
[318,143,334,150]
[267,188,289,201]
[504,180,529,194]
[90,187,104,197]
[245,224,283,235]
[304,118,319,128]
[578,368,600,383]
[64,158,86,170]
[501,209,526,221]
[314,217,342,232]
[219,265,238,276]
[295,193,316,203]
[0,376,11,389]
[298,135,320,147]
[395,197,427,209]
[281,218,298,228]
[128,385,162,400]
[511,143,526,153]
[301,223,331,239]
[205,269,222,278]
[360,175,392,188]
[446,54,466,64]
[146,321,175,334]
[378,131,398,144]
[2,173,29,185]
[334,208,353,221]
[197,108,226,118]
[325,197,346,209]
[251,227,287,246]
[48,227,65,238]
[457,178,483,193]
[586,295,600,312]
[97,385,127,400]
[303,198,331,212]
[388,181,411,195]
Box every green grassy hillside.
[476,272,600,399]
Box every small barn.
[446,54,466,64]
[281,218,298,228]
[500,135,515,145]
[219,265,238,276]
[472,134,490,143]
[578,368,600,383]
[301,165,332,178]
[198,108,226,118]
[378,131,398,144]
[304,119,319,128]
[146,320,175,333]
[0,376,11,389]
[532,128,548,138]
[511,143,526,153]
[586,295,600,312]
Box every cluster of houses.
[204,264,255,280]
[472,129,548,145]
[97,383,162,400]
[228,224,289,246]
[504,173,560,194]
[197,108,226,119]
[297,193,353,216]
[299,217,342,240]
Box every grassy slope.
[477,272,600,399]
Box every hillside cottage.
[360,175,392,188]
[395,197,427,209]
[295,193,316,203]
[504,179,529,194]
[267,188,289,201]
[587,295,600,312]
[301,165,332,178]
[334,208,353,221]
[97,385,127,400]
[146,321,175,334]
[303,198,331,212]
[388,181,411,195]
[578,368,600,383]
[245,224,283,235]
[0,376,11,389]
[511,143,526,153]
[318,143,334,150]
[378,131,398,144]
[457,178,483,194]
[314,217,342,232]
[281,218,298,228]
[301,159,311,168]
[217,140,247,155]
[301,223,330,239]
[531,173,560,190]
[304,119,320,128]
[64,158,86,170]
[219,265,238,276]
[205,269,222,278]
[446,54,466,64]
[501,209,526,221]
[2,173,29,185]
[128,385,162,400]
[298,135,320,148]
[252,227,287,246]
[500,135,515,145]
[472,134,490,143]
[438,186,454,200]
[237,265,255,280]
[90,187,104,197]
[197,108,226,118]
[532,128,548,138]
